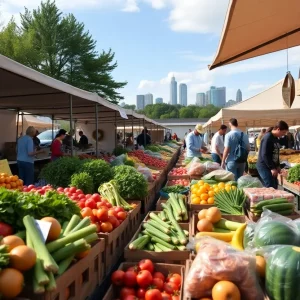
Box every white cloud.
[138,80,156,89]
[122,0,140,12]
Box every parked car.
[37,130,59,148]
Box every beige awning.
[209,0,300,70]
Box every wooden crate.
[124,223,190,265]
[125,201,142,243]
[103,263,185,300]
[188,194,214,211]
[21,239,105,300]
[143,210,189,223]
[98,217,129,274]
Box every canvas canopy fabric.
[209,0,300,69]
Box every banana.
[231,223,247,250]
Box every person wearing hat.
[185,124,207,158]
[51,129,67,161]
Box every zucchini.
[142,223,171,242]
[129,236,150,250]
[277,209,294,216]
[255,198,288,210]
[214,218,243,231]
[154,243,172,252]
[263,203,294,212]
[149,213,170,229]
[153,244,162,252]
[146,243,155,251]
[150,236,175,250]
[147,220,170,234]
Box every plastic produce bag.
[137,166,154,182]
[110,154,126,167]
[237,175,263,188]
[204,161,221,173]
[243,222,256,249]
[187,157,206,176]
[184,237,264,300]
[202,169,234,182]
[251,209,299,248]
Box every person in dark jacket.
[137,129,151,147]
[78,131,89,148]
[257,121,289,189]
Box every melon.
[254,221,297,247]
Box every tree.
[123,104,136,110]
[0,1,126,104]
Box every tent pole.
[21,113,24,136]
[95,104,99,158]
[131,114,134,148]
[69,95,74,157]
[51,115,54,140]
[115,111,117,148]
[123,119,126,148]
[16,110,20,142]
[143,119,146,146]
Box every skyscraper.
[144,93,154,106]
[155,98,163,104]
[196,93,206,106]
[208,86,226,107]
[136,95,145,110]
[205,91,211,105]
[236,89,242,102]
[170,76,177,105]
[179,83,188,106]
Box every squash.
[206,207,222,224]
[266,245,300,300]
[0,268,24,298]
[10,245,36,271]
[254,221,297,247]
[41,217,61,241]
[1,235,25,252]
[212,281,241,300]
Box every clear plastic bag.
[237,175,263,188]
[187,157,206,176]
[184,237,264,300]
[202,169,235,182]
[251,209,299,248]
[243,221,256,249]
[137,166,154,182]
[204,161,221,173]
[110,154,126,166]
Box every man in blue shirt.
[221,118,250,180]
[186,124,207,158]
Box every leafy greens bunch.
[287,165,300,183]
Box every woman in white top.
[211,125,228,164]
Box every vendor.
[51,129,67,161]
[17,126,44,185]
[63,130,76,150]
[137,129,151,147]
[78,131,89,148]
[257,121,289,189]
[33,130,41,150]
[186,124,207,158]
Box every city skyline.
[170,76,178,105]
[155,97,163,104]
[144,93,154,106]
[136,95,145,110]
[236,89,242,102]
[196,93,206,106]
[179,83,187,106]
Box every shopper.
[172,133,178,141]
[51,129,67,161]
[186,124,207,158]
[137,129,151,147]
[221,118,250,180]
[17,126,43,185]
[63,130,75,150]
[211,125,227,164]
[255,128,266,152]
[78,131,89,148]
[294,128,300,150]
[257,121,289,188]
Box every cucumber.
[263,203,294,212]
[129,236,150,250]
[255,198,288,210]
[142,223,171,242]
[277,209,294,216]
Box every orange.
[198,180,204,185]
[199,186,207,194]
[218,182,225,189]
[225,186,231,192]
[201,193,209,201]
[11,176,18,182]
[5,177,10,184]
[0,178,4,184]
[207,197,214,204]
[0,173,8,177]
[191,197,201,204]
[19,179,23,185]
[5,184,11,189]
[16,180,22,186]
[208,191,214,197]
[204,183,210,190]
[10,182,17,189]
[200,200,207,205]
[214,188,219,194]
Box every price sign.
[0,160,12,175]
[35,220,52,243]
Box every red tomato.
[106,202,112,208]
[81,207,93,218]
[76,189,83,194]
[152,278,164,291]
[108,209,117,217]
[167,274,181,283]
[70,195,78,201]
[117,212,127,221]
[85,199,97,209]
[69,187,77,193]
[171,296,179,300]
[136,288,146,298]
[123,296,136,300]
[163,282,179,294]
[0,222,13,237]
[28,184,35,190]
[57,187,64,192]
[78,194,86,200]
[168,275,181,288]
[136,270,153,288]
[23,187,29,192]
[91,193,101,202]
[100,222,113,233]
[138,259,154,274]
[114,207,124,213]
[153,272,165,282]
[120,287,136,300]
[89,215,98,223]
[78,201,85,209]
[145,289,162,300]
[123,271,137,287]
[111,270,125,286]
[94,222,101,232]
[92,209,98,216]
[96,207,109,222]
[127,266,139,274]
[108,216,119,228]
[161,292,172,300]
[86,194,92,199]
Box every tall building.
[170,76,177,105]
[208,86,226,107]
[155,98,163,104]
[226,99,236,107]
[136,95,145,110]
[179,83,188,106]
[196,93,206,106]
[144,93,153,106]
[236,89,242,102]
[205,90,211,105]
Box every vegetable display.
[168,179,189,187]
[112,165,148,199]
[287,164,300,183]
[129,150,167,169]
[169,167,187,176]
[70,172,94,195]
[161,185,188,194]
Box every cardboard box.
[22,239,105,300]
[103,262,185,300]
[98,217,129,274]
[124,223,190,265]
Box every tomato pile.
[293,181,300,186]
[168,179,189,187]
[129,150,167,169]
[169,167,187,176]
[111,259,182,300]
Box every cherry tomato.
[91,193,101,202]
[57,187,64,192]
[120,287,136,300]
[163,282,179,295]
[123,271,137,287]
[111,270,125,286]
[85,199,97,209]
[168,275,181,288]
[81,207,93,218]
[152,278,164,291]
[96,207,109,222]
[145,289,162,300]
[138,259,154,274]
[117,211,127,221]
[153,272,165,282]
[76,189,83,194]
[136,270,153,288]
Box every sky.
[1,0,300,106]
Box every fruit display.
[168,179,189,187]
[0,173,23,190]
[128,150,167,169]
[169,167,187,176]
[110,259,182,300]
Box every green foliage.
[113,146,128,156]
[113,165,148,199]
[123,104,136,110]
[287,165,300,183]
[0,188,80,230]
[0,0,126,103]
[82,159,113,191]
[124,160,135,167]
[70,172,94,194]
[138,103,220,119]
[145,145,160,152]
[40,157,83,187]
